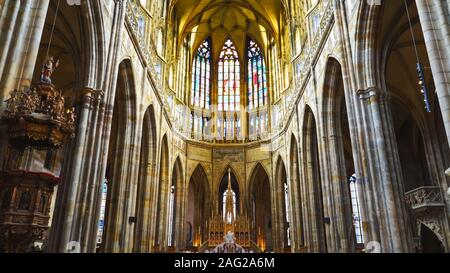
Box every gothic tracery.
[0,0,449,254]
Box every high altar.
[206,168,251,251]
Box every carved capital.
[91,89,105,101]
[78,88,95,104]
[357,86,388,102]
[79,88,104,106]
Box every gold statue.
[66,107,76,127]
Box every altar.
[206,214,251,249]
[204,168,251,252]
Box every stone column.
[353,88,414,253]
[317,112,353,253]
[0,0,50,104]
[269,178,281,252]
[288,140,302,252]
[271,161,286,253]
[155,145,170,252]
[47,88,101,253]
[0,0,50,170]
[47,0,126,253]
[334,0,412,253]
[415,0,450,175]
[178,173,189,251]
[173,164,186,252]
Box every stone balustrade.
[405,186,445,211]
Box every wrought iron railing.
[405,186,445,211]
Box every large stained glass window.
[218,39,240,112]
[247,40,268,139]
[218,39,241,140]
[191,39,211,109]
[191,39,211,139]
[247,40,267,110]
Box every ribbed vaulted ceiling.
[170,0,284,60]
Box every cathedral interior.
[0,0,449,253]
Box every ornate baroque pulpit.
[0,59,76,252]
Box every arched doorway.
[168,157,183,251]
[275,157,290,252]
[134,105,157,252]
[218,167,240,219]
[322,58,360,252]
[99,59,137,253]
[392,101,431,191]
[186,165,210,249]
[289,135,305,251]
[302,106,327,252]
[420,224,445,253]
[154,135,169,252]
[248,163,272,252]
[338,93,363,251]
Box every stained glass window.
[247,40,268,139]
[191,39,211,110]
[218,39,240,112]
[190,39,211,139]
[247,40,267,110]
[218,39,241,140]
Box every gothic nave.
[0,0,449,254]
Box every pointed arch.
[322,57,344,118]
[154,134,169,251]
[190,38,212,110]
[248,162,270,192]
[81,0,107,88]
[134,104,158,252]
[218,165,240,218]
[248,162,272,252]
[419,223,445,253]
[302,105,327,252]
[289,134,304,250]
[354,1,382,89]
[190,38,212,140]
[218,38,240,112]
[247,38,269,139]
[186,164,211,247]
[87,59,139,253]
[247,39,268,110]
[168,156,184,249]
[217,164,242,190]
[275,156,290,251]
[217,38,241,141]
[321,57,358,252]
